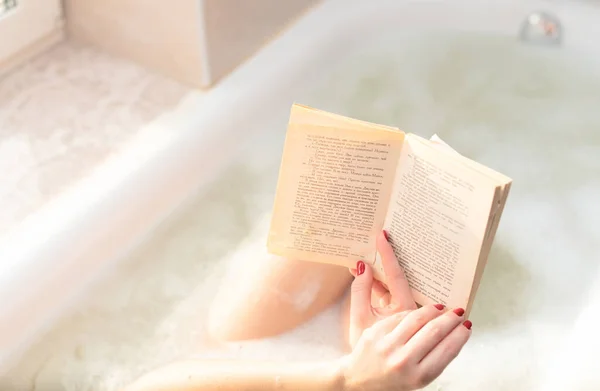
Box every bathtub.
[2,0,600,389]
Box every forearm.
[123,357,347,391]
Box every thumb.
[350,261,373,326]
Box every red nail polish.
[383,230,389,241]
[453,308,465,317]
[356,261,365,276]
[463,320,473,330]
[434,304,445,310]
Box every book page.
[427,134,511,185]
[268,106,405,268]
[430,134,458,154]
[466,181,511,314]
[379,134,499,309]
[426,134,512,288]
[292,104,400,132]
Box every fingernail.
[453,308,465,317]
[434,304,445,310]
[383,230,389,241]
[463,320,473,330]
[356,261,365,276]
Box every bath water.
[6,32,600,391]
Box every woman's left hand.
[348,231,418,347]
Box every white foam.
[6,32,600,391]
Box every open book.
[267,104,512,314]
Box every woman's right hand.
[341,303,472,391]
[343,230,473,389]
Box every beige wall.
[64,0,319,88]
[0,0,64,76]
[65,0,206,87]
[203,0,319,84]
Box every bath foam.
[7,213,345,391]
[6,29,600,391]
[302,31,600,390]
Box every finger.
[377,231,416,310]
[416,320,471,385]
[351,269,389,307]
[350,261,374,327]
[369,309,413,335]
[383,304,446,347]
[379,294,391,308]
[350,269,389,302]
[400,308,466,363]
[372,280,389,299]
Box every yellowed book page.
[268,120,405,269]
[292,103,400,132]
[423,134,511,185]
[466,181,511,314]
[378,134,498,310]
[429,133,512,312]
[430,134,459,154]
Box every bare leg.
[207,252,352,341]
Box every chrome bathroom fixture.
[519,11,563,46]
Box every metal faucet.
[519,11,563,46]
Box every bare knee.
[207,256,352,342]
[206,306,242,342]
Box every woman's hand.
[341,304,472,391]
[343,230,473,390]
[348,231,418,347]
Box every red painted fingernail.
[383,230,389,241]
[356,261,365,276]
[453,308,465,317]
[463,320,473,330]
[434,304,445,310]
